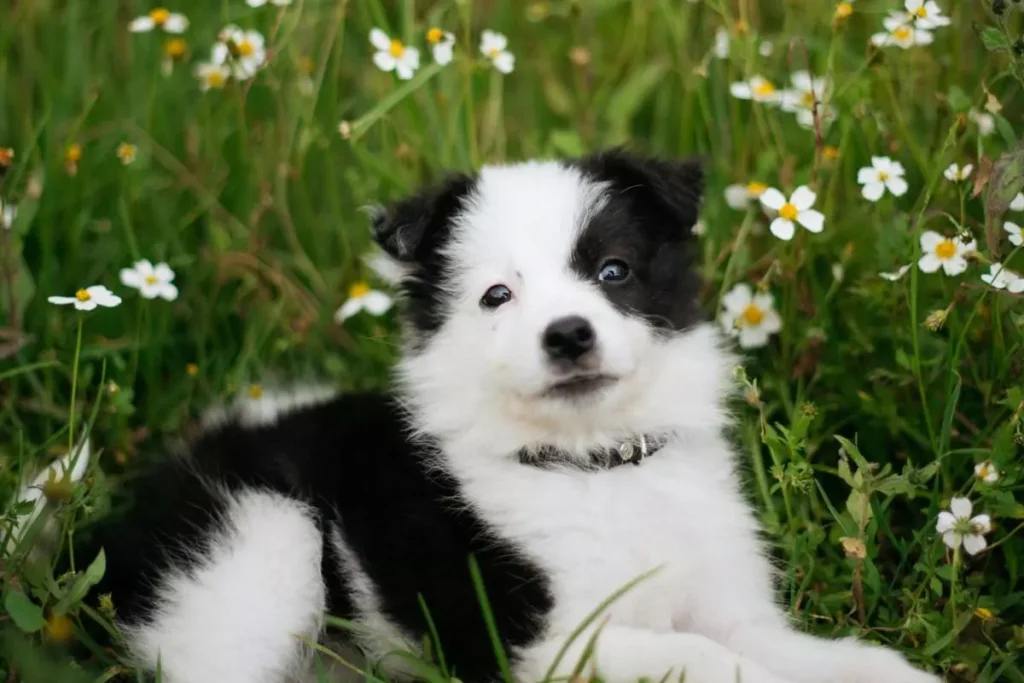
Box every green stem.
[68,314,84,457]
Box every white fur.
[397,161,940,683]
[126,489,326,683]
[201,384,338,430]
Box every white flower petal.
[433,42,454,65]
[75,299,98,312]
[797,210,825,233]
[1010,193,1024,212]
[336,298,364,321]
[722,284,753,313]
[936,511,957,534]
[971,514,992,535]
[920,230,944,252]
[918,254,942,273]
[120,268,143,288]
[962,534,987,556]
[738,325,770,349]
[950,497,973,520]
[880,265,911,281]
[154,263,175,282]
[48,296,77,305]
[886,176,909,197]
[862,181,886,202]
[129,16,155,32]
[395,61,415,80]
[942,256,968,276]
[493,52,515,74]
[941,530,961,549]
[857,167,878,185]
[724,184,751,210]
[373,52,397,72]
[759,188,786,211]
[369,28,392,51]
[730,83,753,100]
[164,14,189,33]
[362,291,393,316]
[759,309,782,335]
[158,283,179,302]
[770,218,795,241]
[790,186,816,211]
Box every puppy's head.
[372,149,731,459]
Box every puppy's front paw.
[848,643,942,683]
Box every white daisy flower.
[729,75,780,104]
[759,186,825,240]
[246,0,291,6]
[974,461,999,484]
[879,264,911,281]
[1010,193,1024,212]
[857,156,909,202]
[129,8,189,34]
[427,27,456,66]
[936,497,991,556]
[369,28,420,80]
[918,231,975,276]
[1005,221,1022,246]
[981,263,1024,294]
[194,61,230,91]
[48,285,122,311]
[480,30,515,74]
[724,181,768,210]
[1,200,17,231]
[871,12,933,48]
[779,71,834,129]
[335,282,393,322]
[713,29,730,59]
[905,0,951,29]
[119,260,179,301]
[213,26,267,80]
[943,163,973,183]
[969,109,995,137]
[759,40,774,57]
[719,284,782,349]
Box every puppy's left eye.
[598,259,630,283]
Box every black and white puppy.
[53,150,939,683]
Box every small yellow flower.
[186,362,199,377]
[116,143,137,165]
[164,38,188,59]
[45,614,76,644]
[834,2,854,20]
[974,607,994,621]
[0,147,13,167]
[65,143,82,164]
[248,384,265,399]
[823,145,840,161]
[733,19,750,35]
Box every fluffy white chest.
[453,439,772,637]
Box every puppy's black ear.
[369,173,477,267]
[574,148,705,237]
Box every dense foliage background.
[1,0,1023,681]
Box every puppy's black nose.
[543,315,596,362]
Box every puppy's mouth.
[543,374,618,399]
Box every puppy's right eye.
[481,285,513,309]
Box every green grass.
[2,0,1024,680]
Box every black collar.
[517,434,669,471]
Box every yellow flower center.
[349,282,371,299]
[893,26,911,41]
[145,274,159,285]
[117,143,137,163]
[65,144,82,163]
[977,463,992,479]
[248,384,264,399]
[488,47,501,58]
[389,39,405,58]
[75,289,91,302]
[165,38,187,58]
[754,81,776,97]
[801,91,815,108]
[823,146,839,160]
[878,171,889,181]
[934,239,957,259]
[45,614,76,644]
[835,2,853,19]
[427,27,444,44]
[207,70,227,88]
[779,202,799,221]
[237,40,255,57]
[734,19,749,35]
[149,8,170,25]
[186,363,199,376]
[914,6,928,17]
[746,181,767,196]
[740,303,764,327]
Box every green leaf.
[54,549,107,615]
[604,63,669,137]
[548,129,586,157]
[4,589,45,633]
[980,28,1010,52]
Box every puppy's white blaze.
[125,490,325,683]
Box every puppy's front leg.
[515,625,795,683]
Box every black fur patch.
[372,174,479,337]
[566,149,705,331]
[78,394,552,683]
